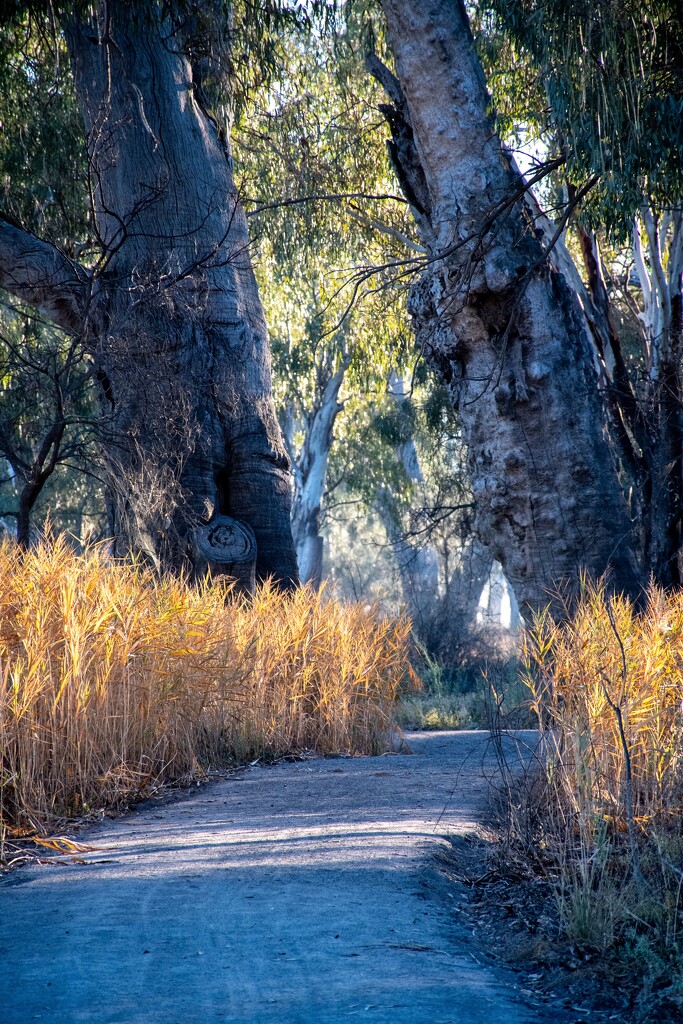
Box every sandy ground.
[0,730,542,1024]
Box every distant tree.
[0,20,104,544]
[0,309,99,545]
[236,22,421,585]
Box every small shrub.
[398,650,532,731]
[395,692,482,730]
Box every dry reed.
[524,580,683,839]
[0,537,412,833]
[519,579,683,993]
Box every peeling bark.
[286,353,349,587]
[375,0,640,611]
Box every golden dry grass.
[524,580,683,832]
[0,537,412,832]
[518,580,683,988]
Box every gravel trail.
[0,730,540,1024]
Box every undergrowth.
[500,580,683,1020]
[0,537,413,839]
[397,651,531,731]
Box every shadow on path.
[0,730,540,1024]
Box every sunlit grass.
[0,536,413,832]
[524,580,683,833]
[398,656,532,731]
[517,579,683,1009]
[395,693,479,730]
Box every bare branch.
[244,192,409,217]
[346,204,426,254]
[0,218,89,335]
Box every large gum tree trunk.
[376,0,640,611]
[57,4,297,582]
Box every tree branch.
[244,192,409,217]
[0,218,90,335]
[346,204,426,254]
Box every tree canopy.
[480,0,683,236]
[0,0,682,611]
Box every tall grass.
[0,537,412,833]
[519,580,683,1007]
[525,582,683,830]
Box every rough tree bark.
[374,0,640,611]
[0,3,297,583]
[563,211,683,589]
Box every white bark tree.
[283,348,351,587]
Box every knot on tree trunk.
[193,515,257,592]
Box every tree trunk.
[47,4,296,583]
[632,212,683,587]
[16,489,31,549]
[285,353,349,587]
[443,538,493,630]
[374,373,439,625]
[374,485,439,626]
[375,0,640,611]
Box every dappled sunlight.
[64,817,479,878]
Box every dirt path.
[1,730,540,1024]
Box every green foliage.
[0,15,102,537]
[395,693,482,730]
[233,8,430,546]
[397,656,530,731]
[0,0,474,584]
[0,307,103,540]
[0,18,87,248]
[337,397,414,510]
[235,14,417,406]
[0,2,340,252]
[481,0,683,237]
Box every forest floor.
[0,731,627,1024]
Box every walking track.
[1,730,541,1024]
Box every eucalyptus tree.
[485,0,683,594]
[238,15,497,625]
[370,371,502,651]
[235,22,420,585]
[0,1,307,582]
[371,0,683,610]
[0,18,102,543]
